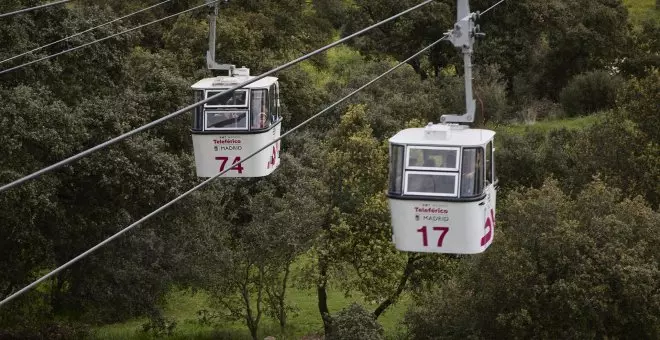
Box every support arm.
[206,0,235,73]
[440,0,484,125]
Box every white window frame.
[404,171,459,197]
[204,89,249,108]
[204,110,249,131]
[405,146,461,172]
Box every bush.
[616,68,660,143]
[140,309,177,338]
[560,70,622,116]
[517,99,565,123]
[327,303,384,340]
[405,179,660,339]
[474,64,511,124]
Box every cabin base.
[388,188,495,254]
[191,123,281,178]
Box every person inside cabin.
[423,153,436,167]
[259,104,269,128]
[251,102,269,129]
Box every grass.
[92,282,411,340]
[489,114,603,136]
[299,44,366,91]
[623,0,659,25]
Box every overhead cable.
[0,0,225,75]
[0,0,71,19]
[0,34,449,308]
[0,0,173,65]
[480,0,506,15]
[0,0,435,193]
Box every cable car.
[387,0,496,254]
[387,124,496,254]
[190,67,282,178]
[190,2,281,178]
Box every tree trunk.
[317,255,332,335]
[241,263,261,340]
[278,263,291,333]
[373,254,419,319]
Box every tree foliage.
[405,179,660,339]
[0,0,657,338]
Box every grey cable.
[0,0,71,19]
[0,0,435,193]
[480,0,506,16]
[0,0,222,75]
[0,35,448,308]
[0,0,173,65]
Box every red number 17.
[417,226,449,247]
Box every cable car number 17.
[417,226,450,247]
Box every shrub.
[327,303,384,340]
[559,70,622,116]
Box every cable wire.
[0,0,71,19]
[0,34,448,309]
[0,0,223,75]
[480,0,506,16]
[0,0,435,193]
[0,0,173,65]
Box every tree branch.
[373,253,419,319]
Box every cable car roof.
[389,124,495,147]
[191,76,278,90]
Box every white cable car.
[387,0,496,254]
[190,1,281,178]
[387,124,496,254]
[190,69,282,178]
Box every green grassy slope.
[623,0,660,24]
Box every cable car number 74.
[216,156,244,173]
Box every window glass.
[206,89,248,107]
[270,84,278,122]
[193,90,203,130]
[251,89,269,129]
[205,110,248,130]
[461,148,485,197]
[492,143,497,183]
[486,142,493,184]
[406,172,457,196]
[389,145,404,194]
[407,147,459,170]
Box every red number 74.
[417,226,449,247]
[216,156,244,173]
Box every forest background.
[0,0,659,339]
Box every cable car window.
[269,84,277,122]
[389,145,404,194]
[205,110,248,130]
[405,172,458,196]
[205,89,248,107]
[460,148,484,197]
[251,89,270,129]
[193,90,203,131]
[407,147,459,171]
[486,142,493,184]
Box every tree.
[405,179,660,339]
[344,0,453,79]
[308,105,455,335]
[188,153,325,340]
